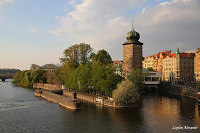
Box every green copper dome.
[126,29,140,41]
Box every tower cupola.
[126,29,140,41]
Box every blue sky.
[0,0,199,70]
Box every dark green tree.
[128,69,147,90]
[92,49,112,64]
[147,67,154,71]
[60,43,93,68]
[13,68,47,87]
[91,62,122,96]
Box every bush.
[112,80,140,104]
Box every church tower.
[123,28,143,76]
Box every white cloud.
[50,0,200,58]
[49,0,145,56]
[136,0,200,55]
[0,0,13,6]
[141,8,146,14]
[138,0,200,27]
[68,0,81,7]
[30,28,38,33]
[158,1,170,6]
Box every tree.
[128,69,147,90]
[13,68,47,87]
[31,68,47,84]
[91,62,122,96]
[60,43,93,68]
[30,64,40,70]
[92,49,112,64]
[112,80,140,104]
[147,67,154,71]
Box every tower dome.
[126,29,140,41]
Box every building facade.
[41,64,58,83]
[162,50,194,83]
[194,48,200,83]
[142,50,171,72]
[154,50,171,72]
[123,28,143,77]
[142,56,154,69]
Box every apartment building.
[194,48,200,83]
[162,49,194,83]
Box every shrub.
[112,80,140,104]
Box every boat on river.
[197,92,200,103]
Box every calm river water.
[0,80,200,133]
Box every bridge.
[0,74,14,81]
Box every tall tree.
[60,43,93,68]
[91,62,122,96]
[92,49,112,64]
[128,69,147,90]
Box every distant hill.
[0,68,21,75]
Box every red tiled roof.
[144,50,171,59]
[165,52,195,58]
[168,53,176,58]
[113,60,123,64]
[180,52,195,57]
[157,50,171,57]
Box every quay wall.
[33,83,62,91]
[63,90,135,108]
[159,83,199,99]
[35,90,79,110]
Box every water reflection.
[0,81,200,132]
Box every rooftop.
[41,64,58,69]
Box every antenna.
[132,20,134,30]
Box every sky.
[0,0,200,70]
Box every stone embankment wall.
[35,84,136,108]
[159,83,199,98]
[33,83,62,91]
[35,90,79,110]
[63,90,134,108]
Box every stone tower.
[123,28,143,76]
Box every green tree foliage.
[147,67,154,71]
[65,64,92,92]
[91,62,122,96]
[61,46,122,96]
[60,43,94,68]
[64,62,122,96]
[92,49,112,64]
[56,64,72,84]
[13,68,46,87]
[128,69,147,90]
[112,80,140,104]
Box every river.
[0,80,200,133]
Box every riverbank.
[159,82,199,99]
[63,90,137,108]
[33,83,137,108]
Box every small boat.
[197,92,200,103]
